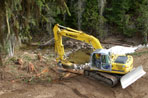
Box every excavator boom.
[53,24,146,89]
[53,24,102,62]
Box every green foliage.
[137,1,148,30]
[105,0,137,36]
[1,0,148,56]
[82,0,99,33]
[64,0,148,40]
[35,0,45,11]
[135,0,148,44]
[129,50,148,56]
[4,0,147,40]
[5,0,70,42]
[82,0,107,38]
[0,0,72,58]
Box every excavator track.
[84,70,119,87]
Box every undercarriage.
[84,70,121,87]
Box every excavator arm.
[53,24,146,89]
[53,24,103,64]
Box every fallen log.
[39,38,70,48]
[39,38,54,48]
[57,67,83,75]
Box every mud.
[0,47,148,98]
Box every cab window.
[101,55,110,64]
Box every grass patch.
[23,55,32,61]
[129,50,148,56]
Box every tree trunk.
[78,0,82,30]
[0,2,5,66]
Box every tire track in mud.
[53,59,148,98]
[124,87,133,98]
[110,88,117,98]
[95,79,137,98]
[61,76,116,98]
[71,88,89,98]
[110,87,132,98]
[81,76,119,98]
[57,79,89,98]
[57,76,107,98]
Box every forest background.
[0,0,148,66]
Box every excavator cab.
[54,24,146,89]
[90,49,112,71]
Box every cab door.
[100,55,112,71]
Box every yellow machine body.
[53,24,146,89]
[53,24,133,75]
[91,54,133,74]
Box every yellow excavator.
[53,24,146,89]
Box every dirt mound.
[0,47,148,98]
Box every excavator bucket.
[120,66,146,89]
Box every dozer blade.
[120,66,146,89]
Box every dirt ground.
[0,41,148,98]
